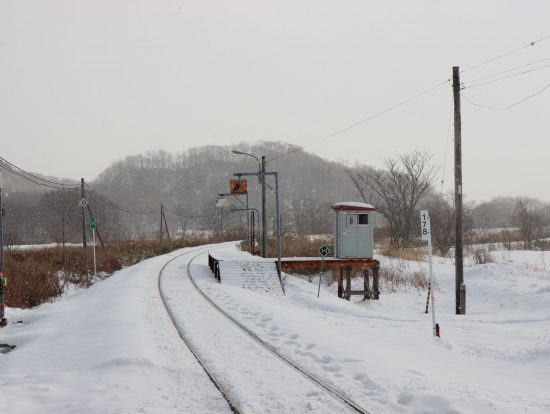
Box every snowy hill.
[1,243,549,413]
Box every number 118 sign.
[420,210,431,241]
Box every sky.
[0,0,549,202]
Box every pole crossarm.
[218,192,248,209]
[234,172,277,191]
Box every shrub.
[4,234,214,309]
[472,247,494,265]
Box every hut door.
[345,213,360,257]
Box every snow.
[332,201,375,210]
[1,242,549,413]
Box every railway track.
[158,246,372,414]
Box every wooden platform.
[279,257,379,270]
[278,257,380,300]
[208,253,380,300]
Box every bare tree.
[511,198,544,250]
[348,150,437,248]
[424,194,455,256]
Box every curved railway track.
[158,246,372,414]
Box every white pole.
[420,210,439,337]
[428,238,436,335]
[92,228,97,279]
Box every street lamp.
[231,150,260,166]
[232,150,267,258]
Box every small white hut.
[332,202,375,259]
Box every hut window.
[358,214,369,225]
[347,214,356,227]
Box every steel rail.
[157,246,242,414]
[186,250,372,414]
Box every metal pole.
[246,192,251,254]
[317,256,324,298]
[251,210,255,254]
[274,172,283,293]
[81,178,88,287]
[453,66,465,315]
[261,156,267,258]
[92,227,97,279]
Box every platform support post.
[345,266,352,301]
[337,268,344,298]
[363,268,371,300]
[373,266,380,299]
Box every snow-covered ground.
[1,243,549,413]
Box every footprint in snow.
[321,364,341,373]
[317,355,332,364]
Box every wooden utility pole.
[86,205,106,250]
[0,172,7,326]
[80,178,89,286]
[160,203,164,244]
[162,209,171,242]
[453,66,465,315]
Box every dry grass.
[379,264,429,292]
[471,247,494,265]
[379,247,427,262]
[241,234,333,259]
[4,235,212,309]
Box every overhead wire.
[267,79,451,163]
[0,156,80,190]
[440,100,454,195]
[84,183,161,215]
[460,34,550,74]
[462,64,550,89]
[266,34,550,163]
[461,80,550,111]
[0,155,168,216]
[461,56,550,85]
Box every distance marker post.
[420,210,440,337]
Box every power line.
[440,99,454,195]
[266,34,550,163]
[268,79,451,163]
[84,184,160,215]
[462,64,550,89]
[0,156,80,190]
[461,80,550,111]
[172,212,208,219]
[462,56,550,85]
[0,156,163,216]
[460,34,550,74]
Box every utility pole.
[0,172,7,326]
[80,178,89,287]
[453,66,465,315]
[162,208,171,242]
[86,205,105,250]
[261,156,267,258]
[160,203,164,244]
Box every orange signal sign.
[230,179,247,194]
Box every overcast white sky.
[1,0,549,201]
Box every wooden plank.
[280,258,379,270]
